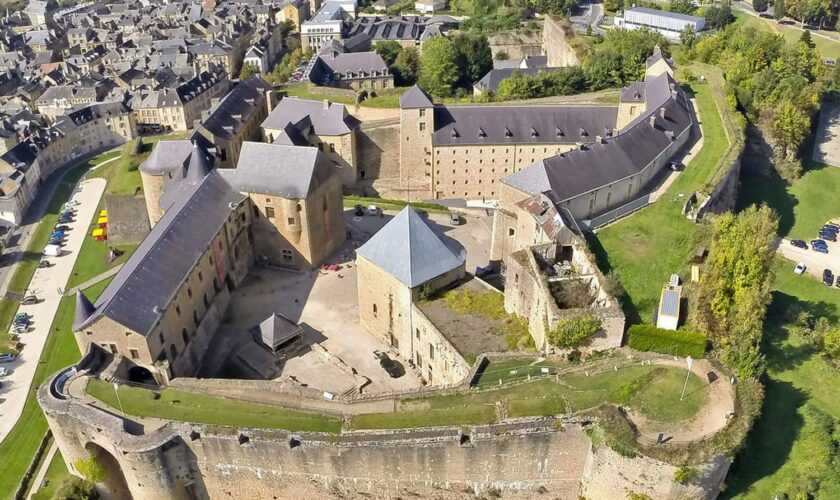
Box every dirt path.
[628,357,735,445]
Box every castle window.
[419,122,425,131]
[508,228,515,237]
[193,311,199,326]
[203,294,209,308]
[187,288,192,299]
[282,249,293,261]
[176,305,181,316]
[198,271,203,282]
[287,217,295,226]
[265,206,275,219]
[419,108,426,117]
[373,304,378,316]
[130,349,139,360]
[429,344,434,360]
[159,332,164,345]
[170,344,178,359]
[182,329,189,345]
[415,328,420,339]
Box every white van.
[43,244,62,257]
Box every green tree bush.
[53,476,98,500]
[418,37,461,97]
[674,466,700,484]
[74,457,106,484]
[238,62,260,80]
[547,314,602,348]
[627,325,707,358]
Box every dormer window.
[450,128,459,138]
[478,127,486,138]
[530,127,538,138]
[556,127,564,137]
[579,127,587,137]
[504,127,512,138]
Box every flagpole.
[113,382,124,414]
[680,356,693,401]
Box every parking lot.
[777,218,840,285]
[204,208,493,394]
[0,178,106,441]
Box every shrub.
[74,457,106,484]
[627,324,707,358]
[53,476,98,500]
[547,314,602,348]
[674,466,700,484]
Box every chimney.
[649,115,656,128]
[322,98,330,110]
[595,135,603,144]
[665,130,675,141]
[659,107,666,119]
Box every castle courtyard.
[200,207,493,394]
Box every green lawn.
[350,405,496,430]
[90,133,187,196]
[593,82,730,323]
[31,451,69,500]
[738,162,840,239]
[0,280,110,500]
[734,10,840,60]
[343,195,449,213]
[65,236,137,290]
[86,379,342,433]
[723,260,840,498]
[282,85,355,105]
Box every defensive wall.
[39,349,732,500]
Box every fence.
[585,194,651,230]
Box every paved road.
[733,1,840,45]
[26,441,57,500]
[813,99,840,167]
[571,0,605,35]
[0,178,106,443]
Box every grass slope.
[738,162,840,239]
[593,83,730,322]
[723,261,840,498]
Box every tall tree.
[452,33,493,87]
[774,0,787,19]
[375,40,403,66]
[753,0,769,11]
[393,47,420,86]
[418,37,461,97]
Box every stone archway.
[83,442,131,500]
[127,365,156,386]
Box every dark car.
[0,353,14,363]
[37,260,51,269]
[826,223,839,231]
[353,204,364,216]
[820,232,838,242]
[790,239,808,249]
[812,239,827,248]
[379,354,404,378]
[669,161,685,171]
[55,225,69,231]
[823,269,835,287]
[58,216,73,223]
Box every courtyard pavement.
[206,209,493,394]
[0,178,106,443]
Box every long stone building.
[77,140,346,383]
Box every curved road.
[0,178,107,443]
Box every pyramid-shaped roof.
[258,313,303,350]
[356,207,465,288]
[399,85,434,109]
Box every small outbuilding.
[656,275,682,331]
[256,313,304,353]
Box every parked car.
[48,238,63,246]
[367,205,380,216]
[55,225,69,231]
[43,244,62,257]
[353,204,364,216]
[13,313,29,325]
[20,295,38,305]
[825,222,839,231]
[813,245,829,254]
[794,262,807,275]
[0,353,15,363]
[51,230,65,238]
[58,216,73,224]
[822,224,838,233]
[823,269,835,287]
[669,161,685,171]
[0,367,9,377]
[820,231,838,242]
[11,325,27,334]
[379,354,404,378]
[790,239,808,249]
[37,259,51,268]
[64,200,80,207]
[449,213,462,225]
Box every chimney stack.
[649,115,656,128]
[659,107,666,119]
[665,130,674,141]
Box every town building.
[131,70,230,133]
[614,7,705,41]
[307,49,392,91]
[301,0,357,52]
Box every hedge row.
[627,325,707,358]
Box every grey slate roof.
[258,313,303,350]
[308,51,389,85]
[73,289,96,331]
[200,76,272,139]
[619,81,646,103]
[356,206,466,288]
[262,97,358,136]
[76,170,247,335]
[398,85,433,109]
[432,105,618,146]
[222,142,336,199]
[502,72,692,203]
[138,140,193,175]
